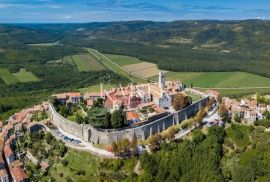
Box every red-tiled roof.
[68,92,81,98]
[10,166,29,182]
[1,131,7,138]
[10,160,23,167]
[85,92,105,97]
[152,106,165,113]
[4,144,13,158]
[40,161,49,170]
[86,99,94,107]
[6,124,13,131]
[126,112,139,121]
[53,92,81,99]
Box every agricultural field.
[122,62,159,79]
[104,54,142,66]
[13,68,39,82]
[67,54,106,72]
[86,48,146,83]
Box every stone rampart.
[49,96,209,144]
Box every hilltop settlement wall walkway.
[49,97,209,144]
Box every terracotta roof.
[4,144,13,158]
[0,169,8,177]
[152,106,165,113]
[1,131,7,138]
[12,112,27,123]
[68,92,81,98]
[126,112,140,121]
[10,166,29,182]
[53,93,67,100]
[5,124,13,131]
[86,99,94,107]
[85,92,105,97]
[40,161,49,170]
[53,92,81,99]
[10,160,23,167]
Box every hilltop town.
[0,69,270,181]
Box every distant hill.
[1,20,270,78]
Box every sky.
[0,0,270,23]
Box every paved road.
[58,128,115,158]
[43,123,116,158]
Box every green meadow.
[104,54,143,66]
[0,68,39,85]
[161,72,270,88]
[0,68,19,84]
[13,68,39,82]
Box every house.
[53,92,81,105]
[126,112,140,124]
[40,161,49,171]
[5,125,13,137]
[10,166,29,182]
[244,110,257,124]
[84,92,105,101]
[0,169,9,182]
[86,98,94,109]
[4,144,15,165]
[205,90,221,102]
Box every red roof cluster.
[10,166,29,182]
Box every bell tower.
[159,71,165,90]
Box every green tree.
[111,110,126,128]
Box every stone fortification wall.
[49,96,209,144]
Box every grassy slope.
[13,68,39,82]
[79,83,117,93]
[42,149,99,182]
[104,54,142,66]
[86,49,146,83]
[70,54,106,72]
[164,72,270,88]
[226,124,251,147]
[0,68,19,84]
[42,149,136,182]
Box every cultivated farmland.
[87,49,146,83]
[67,54,106,72]
[122,62,159,79]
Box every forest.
[138,124,270,181]
[1,20,270,118]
